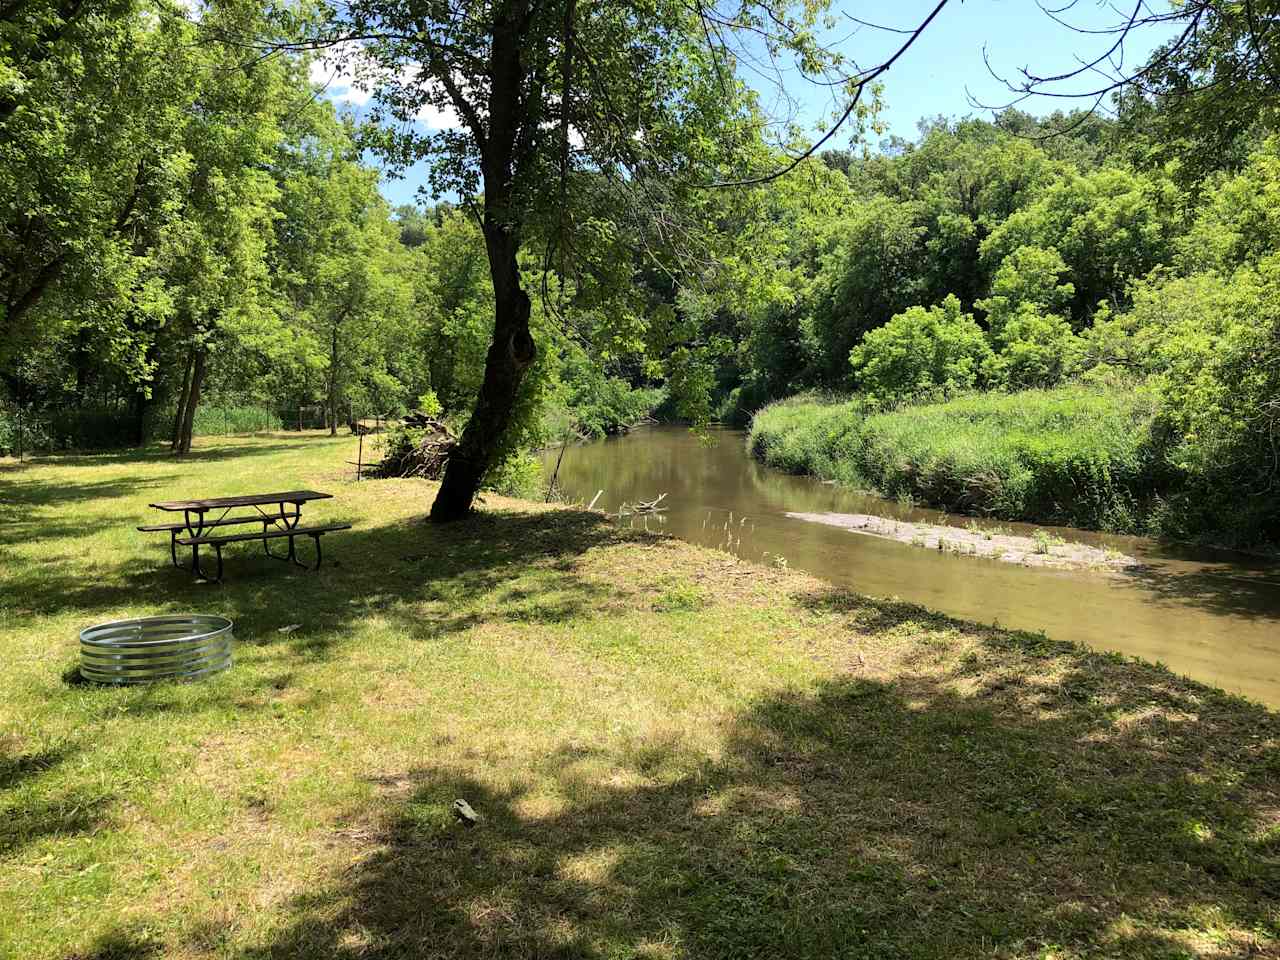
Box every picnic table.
[138,490,351,582]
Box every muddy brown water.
[543,425,1280,707]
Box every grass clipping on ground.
[0,433,1277,960]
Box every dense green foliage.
[849,296,990,401]
[0,0,666,464]
[750,387,1165,533]
[4,0,1278,541]
[725,119,1280,545]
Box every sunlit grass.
[1,433,1277,959]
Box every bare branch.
[710,0,953,187]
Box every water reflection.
[545,425,1280,706]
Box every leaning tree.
[237,0,950,521]
[252,0,1217,522]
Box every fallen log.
[375,415,457,480]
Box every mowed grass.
[1,433,1278,960]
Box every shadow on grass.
[63,925,162,960]
[5,507,637,718]
[0,474,179,511]
[0,745,74,791]
[6,441,313,469]
[7,456,1279,954]
[235,627,1280,959]
[7,504,628,616]
[0,787,114,858]
[0,737,107,860]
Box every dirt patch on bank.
[786,511,1143,571]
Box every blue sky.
[314,0,1180,208]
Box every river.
[543,424,1280,707]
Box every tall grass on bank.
[748,386,1167,532]
[189,404,283,437]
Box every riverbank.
[748,387,1166,535]
[3,434,1279,958]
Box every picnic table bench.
[139,490,351,582]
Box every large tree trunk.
[175,348,205,455]
[428,0,537,522]
[430,227,536,522]
[171,350,194,451]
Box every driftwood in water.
[376,416,457,480]
[618,492,667,516]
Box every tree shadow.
[0,787,114,858]
[2,441,321,481]
[10,508,640,723]
[1119,554,1280,623]
[62,925,162,960]
[0,729,103,863]
[0,515,118,547]
[0,744,74,791]
[233,631,1280,958]
[0,474,179,510]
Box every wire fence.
[1,403,402,458]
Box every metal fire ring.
[79,614,233,685]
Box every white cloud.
[310,51,464,131]
[414,102,461,129]
[309,48,376,107]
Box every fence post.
[15,410,22,462]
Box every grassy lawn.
[2,433,1278,959]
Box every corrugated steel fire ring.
[79,615,233,684]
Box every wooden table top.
[149,490,332,512]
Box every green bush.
[983,306,1084,389]
[416,391,443,417]
[0,407,54,455]
[977,245,1084,389]
[571,379,666,439]
[483,451,544,499]
[1103,259,1280,544]
[0,406,139,451]
[749,385,1166,533]
[849,295,991,403]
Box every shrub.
[573,380,666,439]
[983,306,1084,389]
[0,407,54,455]
[416,390,443,417]
[1115,259,1280,544]
[808,196,929,384]
[849,296,991,403]
[977,245,1076,335]
[190,405,283,437]
[977,245,1084,390]
[483,451,544,499]
[0,406,140,451]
